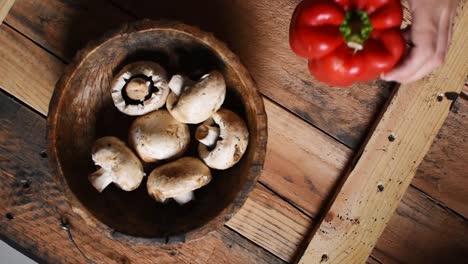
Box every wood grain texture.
[263,98,351,217]
[0,22,316,262]
[228,184,312,262]
[299,2,468,263]
[0,24,62,113]
[2,82,466,264]
[0,92,285,264]
[373,187,468,264]
[0,0,14,24]
[1,0,467,263]
[413,98,468,217]
[1,0,351,218]
[1,0,411,220]
[5,0,130,60]
[6,0,395,148]
[2,81,466,264]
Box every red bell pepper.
[290,0,405,86]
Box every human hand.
[381,0,459,83]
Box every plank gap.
[411,184,467,221]
[3,22,67,64]
[0,85,46,118]
[258,181,315,220]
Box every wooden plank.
[413,98,468,217]
[0,23,63,114]
[4,0,130,60]
[0,0,14,24]
[228,184,311,261]
[5,0,394,148]
[0,91,285,264]
[262,98,350,217]
[373,187,468,263]
[298,2,468,263]
[1,2,467,263]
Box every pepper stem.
[339,10,373,51]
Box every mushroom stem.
[89,168,113,193]
[196,124,220,148]
[125,77,150,101]
[168,75,184,96]
[173,191,194,205]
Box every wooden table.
[0,0,466,263]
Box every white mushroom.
[128,110,190,163]
[166,71,226,124]
[147,157,212,204]
[89,136,144,192]
[196,108,249,170]
[111,61,169,116]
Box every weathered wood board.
[298,2,468,262]
[0,0,467,263]
[6,0,394,148]
[0,92,285,264]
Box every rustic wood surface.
[0,0,467,263]
[0,93,284,264]
[298,1,468,262]
[2,0,353,218]
[4,0,465,222]
[0,0,428,222]
[5,0,395,149]
[412,97,468,217]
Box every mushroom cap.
[90,136,144,191]
[128,110,190,163]
[111,61,169,116]
[197,108,249,170]
[166,71,226,124]
[147,157,212,202]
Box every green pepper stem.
[339,10,373,51]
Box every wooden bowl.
[47,20,267,244]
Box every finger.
[381,10,439,83]
[406,7,453,82]
[446,4,457,53]
[434,7,451,64]
[381,29,436,82]
[404,59,439,83]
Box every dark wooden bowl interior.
[48,21,266,243]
